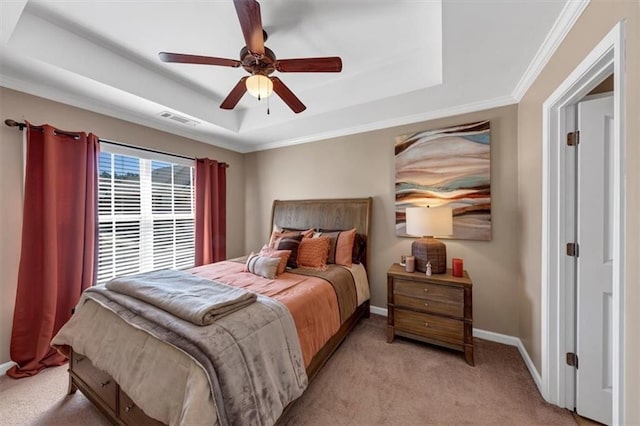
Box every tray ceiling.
[0,0,569,152]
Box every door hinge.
[567,130,580,146]
[566,352,579,369]
[566,242,579,257]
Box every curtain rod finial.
[4,119,25,130]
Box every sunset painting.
[395,120,491,241]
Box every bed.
[52,197,372,425]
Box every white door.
[575,94,613,425]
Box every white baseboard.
[473,328,543,396]
[514,338,544,396]
[367,306,543,397]
[369,305,388,316]
[0,361,16,376]
[473,328,520,346]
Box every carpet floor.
[0,315,575,425]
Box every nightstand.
[387,263,474,366]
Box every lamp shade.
[405,206,453,237]
[246,74,273,98]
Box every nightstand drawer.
[395,309,464,345]
[72,351,116,411]
[394,294,463,317]
[394,279,463,304]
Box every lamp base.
[411,237,447,274]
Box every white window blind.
[97,144,195,285]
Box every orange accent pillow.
[259,245,291,275]
[321,228,356,267]
[297,236,330,270]
[268,228,314,248]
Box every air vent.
[158,111,200,127]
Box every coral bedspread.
[189,260,366,366]
[52,260,369,425]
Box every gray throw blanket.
[105,270,256,325]
[82,286,307,425]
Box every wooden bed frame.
[67,197,373,425]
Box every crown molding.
[0,1,27,44]
[0,75,247,154]
[250,95,516,153]
[2,2,580,154]
[511,0,590,101]
[2,71,515,154]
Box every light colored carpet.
[0,364,109,426]
[279,316,574,425]
[0,315,574,425]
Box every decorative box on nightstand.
[386,263,474,366]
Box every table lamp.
[405,206,453,273]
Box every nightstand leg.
[464,346,475,366]
[386,327,395,343]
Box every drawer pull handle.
[100,380,110,388]
[424,289,429,293]
[125,403,134,413]
[424,303,429,307]
[424,322,429,327]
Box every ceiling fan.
[158,0,343,114]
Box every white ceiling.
[0,0,573,153]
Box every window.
[97,143,195,285]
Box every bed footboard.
[68,300,370,425]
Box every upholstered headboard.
[270,198,373,270]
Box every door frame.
[541,21,626,423]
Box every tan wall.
[0,87,245,365]
[517,1,639,421]
[245,105,520,335]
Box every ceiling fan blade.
[271,77,306,113]
[159,52,241,68]
[220,77,249,110]
[275,57,343,73]
[233,0,265,56]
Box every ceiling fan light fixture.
[246,74,273,99]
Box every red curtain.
[195,158,227,266]
[8,124,99,378]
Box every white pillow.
[244,254,280,279]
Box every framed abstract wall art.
[395,120,491,241]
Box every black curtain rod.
[4,118,81,139]
[4,119,229,168]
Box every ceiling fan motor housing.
[240,46,277,76]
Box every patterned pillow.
[244,254,281,279]
[268,228,314,248]
[297,236,330,270]
[319,228,356,267]
[258,245,291,275]
[275,234,304,269]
